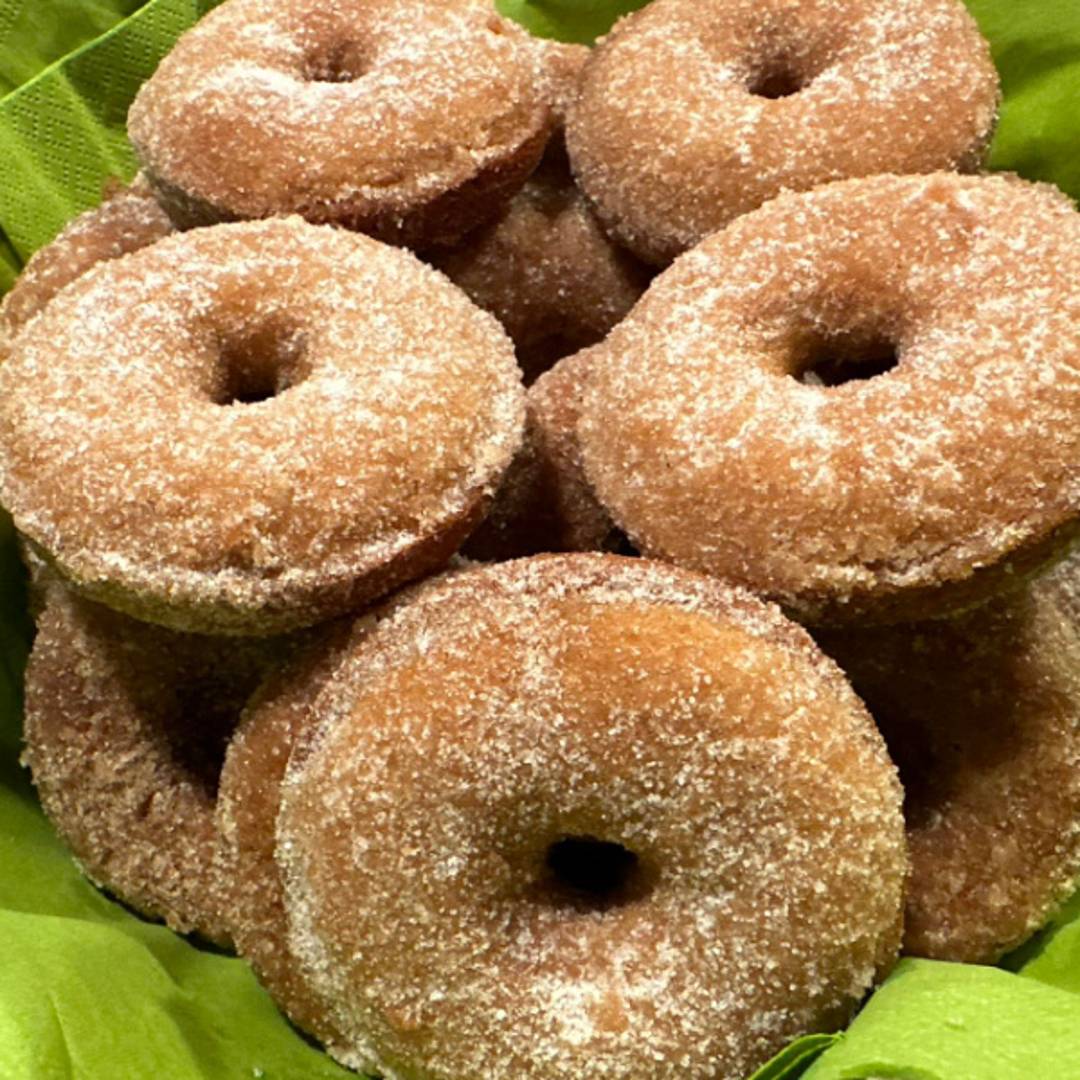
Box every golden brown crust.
[128,0,554,247]
[567,0,1000,264]
[278,554,906,1079]
[581,174,1080,626]
[22,584,289,945]
[0,218,525,635]
[816,551,1080,964]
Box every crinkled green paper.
[2,1,1080,1077]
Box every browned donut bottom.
[22,583,291,945]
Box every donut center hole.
[544,836,647,907]
[748,55,810,99]
[303,41,370,83]
[211,320,308,406]
[794,331,900,387]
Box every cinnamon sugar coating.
[0,175,173,354]
[567,0,1000,264]
[278,555,906,1079]
[465,347,618,560]
[128,0,554,247]
[0,217,525,635]
[22,583,288,945]
[581,174,1080,626]
[816,550,1080,964]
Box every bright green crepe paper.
[0,0,145,97]
[2,1,1080,1079]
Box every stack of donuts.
[3,0,1080,1077]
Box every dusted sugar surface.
[581,174,1080,626]
[0,174,173,351]
[0,216,525,635]
[22,582,289,946]
[128,0,554,246]
[465,347,618,560]
[278,554,906,1080]
[817,549,1080,964]
[567,0,1000,264]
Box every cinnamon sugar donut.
[816,552,1080,964]
[277,555,906,1079]
[128,0,553,247]
[465,347,618,560]
[0,217,524,635]
[567,0,1000,264]
[22,583,288,945]
[0,175,173,354]
[581,174,1080,626]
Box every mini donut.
[0,217,525,635]
[567,0,1000,264]
[430,46,651,382]
[277,554,906,1079]
[815,550,1080,963]
[22,583,289,945]
[580,174,1080,626]
[0,175,173,354]
[128,0,553,247]
[465,347,619,560]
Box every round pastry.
[431,46,651,382]
[0,175,173,354]
[816,551,1080,964]
[22,583,288,945]
[277,554,906,1079]
[567,0,1000,264]
[580,174,1080,626]
[128,0,554,247]
[0,216,525,635]
[465,347,619,560]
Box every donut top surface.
[0,217,525,634]
[278,555,905,1079]
[128,0,553,235]
[580,174,1080,625]
[567,0,1000,264]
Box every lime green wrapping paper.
[1,1,1080,1077]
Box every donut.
[465,347,619,560]
[815,551,1080,964]
[127,0,554,247]
[22,583,289,945]
[580,174,1080,626]
[0,216,525,635]
[566,0,1000,264]
[0,175,173,354]
[430,46,651,382]
[276,554,906,1079]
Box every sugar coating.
[0,216,525,635]
[466,347,618,560]
[128,0,555,246]
[567,0,1000,264]
[431,45,652,381]
[580,173,1080,626]
[816,548,1080,963]
[277,554,907,1079]
[21,582,289,945]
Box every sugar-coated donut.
[128,0,553,247]
[431,45,651,382]
[277,554,906,1079]
[581,174,1080,626]
[0,217,524,635]
[816,551,1080,964]
[465,347,618,560]
[567,0,1000,264]
[0,175,173,354]
[22,583,288,945]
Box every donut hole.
[747,58,808,100]
[793,330,901,388]
[211,319,309,406]
[302,40,371,83]
[542,836,652,908]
